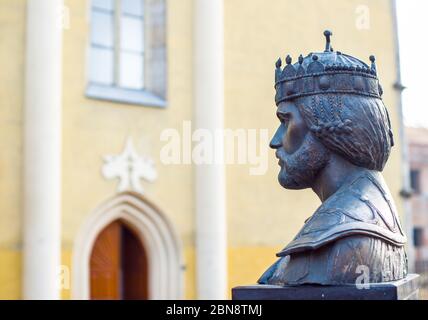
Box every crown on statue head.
[274,30,383,105]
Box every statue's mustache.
[275,150,291,167]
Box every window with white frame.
[87,0,166,107]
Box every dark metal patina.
[259,31,407,286]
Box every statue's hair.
[296,94,394,171]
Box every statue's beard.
[277,133,330,190]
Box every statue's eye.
[277,112,291,126]
[281,114,291,124]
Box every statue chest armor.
[277,170,406,257]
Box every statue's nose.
[270,125,284,149]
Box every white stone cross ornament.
[102,137,157,194]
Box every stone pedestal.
[232,274,419,300]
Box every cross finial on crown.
[324,30,333,52]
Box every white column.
[193,0,227,299]
[23,0,63,300]
[391,0,415,273]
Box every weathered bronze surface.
[259,31,408,286]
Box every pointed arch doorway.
[72,192,183,300]
[89,220,149,300]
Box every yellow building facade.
[0,0,406,299]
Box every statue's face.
[270,101,330,189]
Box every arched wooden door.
[89,220,148,300]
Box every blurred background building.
[0,0,422,299]
[407,127,428,298]
[407,127,428,263]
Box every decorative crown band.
[275,31,383,105]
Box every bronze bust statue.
[258,31,407,286]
